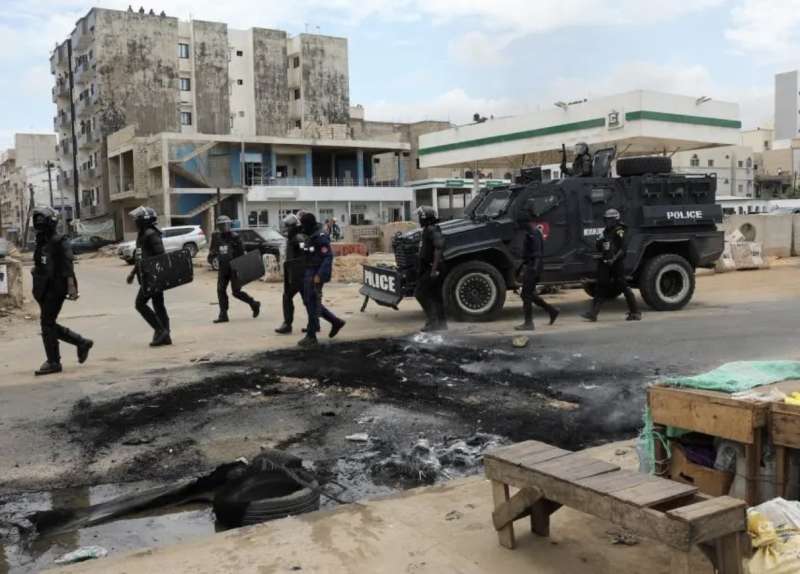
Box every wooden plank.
[648,386,762,443]
[770,403,800,448]
[530,499,560,537]
[486,440,559,462]
[492,487,541,531]
[667,496,746,545]
[491,480,515,549]
[529,453,619,481]
[776,446,788,498]
[485,457,693,551]
[744,430,762,506]
[613,480,697,508]
[511,447,572,468]
[714,533,745,574]
[576,469,657,494]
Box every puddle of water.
[0,482,218,574]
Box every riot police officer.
[516,216,560,331]
[582,208,642,322]
[414,206,447,332]
[275,213,306,334]
[31,206,93,375]
[126,206,172,346]
[567,142,593,177]
[298,212,345,347]
[208,215,261,323]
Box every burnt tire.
[443,261,506,322]
[583,282,622,300]
[617,156,672,177]
[638,254,695,311]
[213,469,320,528]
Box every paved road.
[0,256,798,494]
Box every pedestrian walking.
[208,215,261,323]
[515,214,559,331]
[274,213,306,334]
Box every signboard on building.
[486,180,507,188]
[445,179,464,188]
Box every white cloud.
[448,31,511,67]
[725,0,800,61]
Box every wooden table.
[771,401,800,497]
[649,380,800,506]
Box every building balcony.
[52,81,70,102]
[247,183,411,204]
[73,61,95,86]
[79,130,100,150]
[76,96,96,118]
[246,176,404,187]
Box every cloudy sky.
[1,0,798,149]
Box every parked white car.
[118,225,208,264]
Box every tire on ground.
[638,253,695,311]
[442,260,506,322]
[583,282,622,300]
[213,469,320,528]
[617,156,672,177]
[184,242,198,257]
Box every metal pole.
[216,186,221,219]
[67,38,80,221]
[59,168,66,234]
[46,161,54,208]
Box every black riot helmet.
[129,206,158,231]
[216,215,232,234]
[603,208,621,228]
[575,142,589,156]
[416,206,438,227]
[282,213,300,235]
[32,206,59,233]
[299,211,317,235]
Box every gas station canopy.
[418,90,742,169]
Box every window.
[180,111,192,126]
[293,88,301,100]
[738,184,744,194]
[180,77,191,91]
[738,160,744,168]
[238,111,245,117]
[707,159,714,167]
[178,43,190,59]
[319,208,334,221]
[764,140,770,150]
[292,56,300,68]
[236,50,243,57]
[237,79,244,86]
[690,154,699,167]
[295,119,302,129]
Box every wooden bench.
[484,440,748,574]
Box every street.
[0,255,799,572]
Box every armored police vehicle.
[360,155,724,322]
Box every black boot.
[150,330,172,347]
[213,313,229,324]
[77,338,94,364]
[548,306,560,326]
[623,288,641,321]
[515,303,534,331]
[275,322,292,334]
[35,361,62,376]
[626,312,642,321]
[298,334,318,347]
[582,299,602,322]
[251,301,261,319]
[329,319,346,338]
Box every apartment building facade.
[0,134,66,244]
[672,145,755,198]
[50,7,353,230]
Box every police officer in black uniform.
[275,213,306,334]
[566,142,593,177]
[298,212,345,347]
[208,215,261,323]
[582,208,642,322]
[414,206,447,332]
[31,206,93,375]
[516,215,560,331]
[126,206,172,346]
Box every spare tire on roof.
[617,156,672,176]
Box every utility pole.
[67,38,81,222]
[22,183,35,249]
[46,161,54,208]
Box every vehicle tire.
[638,254,695,311]
[213,469,320,528]
[443,261,506,322]
[583,282,622,300]
[210,256,219,271]
[616,156,672,177]
[183,242,198,257]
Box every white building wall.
[228,28,257,136]
[775,71,800,143]
[672,145,755,197]
[179,20,197,135]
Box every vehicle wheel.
[638,254,695,311]
[616,156,672,177]
[183,242,198,257]
[583,282,622,300]
[443,261,506,322]
[210,256,219,271]
[213,469,320,528]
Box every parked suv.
[118,225,207,264]
[208,227,284,271]
[361,156,724,322]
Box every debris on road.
[346,433,370,442]
[54,546,108,565]
[512,336,529,348]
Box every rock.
[607,529,639,546]
[614,449,628,456]
[445,510,463,521]
[512,336,529,348]
[54,546,108,565]
[346,433,369,442]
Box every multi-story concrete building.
[672,145,755,198]
[50,7,354,230]
[775,71,800,143]
[0,134,66,244]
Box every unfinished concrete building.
[50,7,352,233]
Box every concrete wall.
[192,20,230,135]
[721,214,794,257]
[775,71,799,142]
[13,134,57,167]
[300,35,349,126]
[0,258,24,308]
[227,28,256,136]
[252,28,289,137]
[794,215,800,256]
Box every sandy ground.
[50,440,718,574]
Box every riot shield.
[140,249,194,295]
[230,249,265,290]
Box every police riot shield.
[230,249,265,290]
[140,248,194,295]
